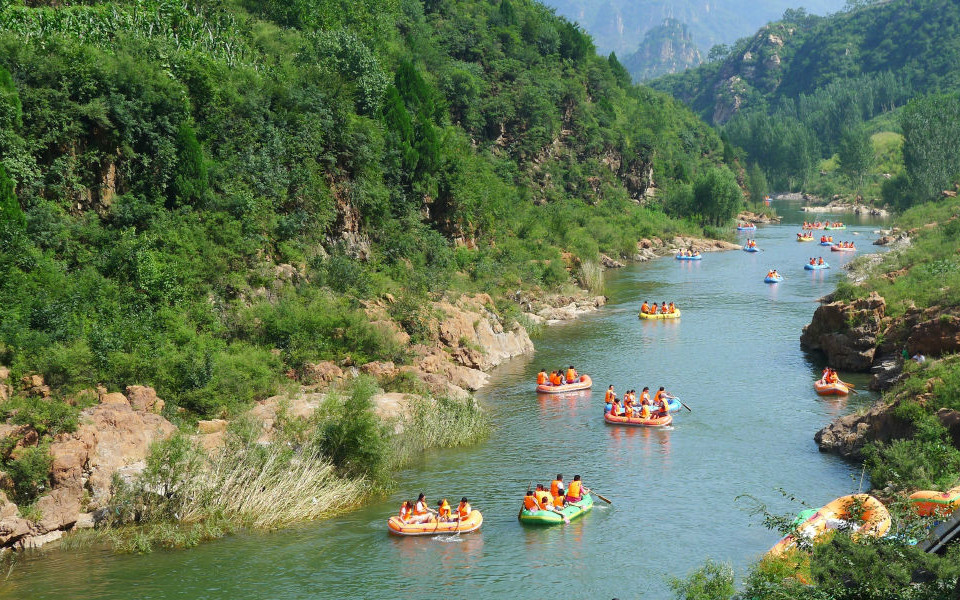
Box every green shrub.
[1,395,82,437]
[312,377,389,483]
[4,445,51,504]
[669,559,735,600]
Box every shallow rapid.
[2,202,888,599]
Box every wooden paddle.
[838,380,860,395]
[591,490,612,504]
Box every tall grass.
[576,260,605,295]
[391,396,489,467]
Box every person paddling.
[565,475,590,504]
[551,475,565,499]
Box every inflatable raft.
[743,246,760,253]
[804,263,830,270]
[764,275,783,283]
[519,493,594,526]
[387,510,483,536]
[675,254,702,261]
[831,245,856,252]
[638,310,681,320]
[604,412,673,427]
[825,225,847,230]
[814,379,849,395]
[797,237,815,242]
[736,225,757,231]
[910,485,960,517]
[768,494,891,557]
[537,374,592,394]
[820,241,833,246]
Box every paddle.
[674,397,693,412]
[591,490,612,504]
[838,380,860,395]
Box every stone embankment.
[737,210,781,224]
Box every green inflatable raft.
[518,493,594,526]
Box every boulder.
[197,419,229,435]
[0,517,31,546]
[34,486,82,534]
[907,314,960,357]
[599,254,624,269]
[125,385,163,413]
[99,392,129,406]
[815,398,915,458]
[0,490,17,520]
[49,438,88,488]
[80,401,176,509]
[801,292,886,371]
[301,361,344,386]
[72,512,95,530]
[16,530,63,550]
[359,361,398,380]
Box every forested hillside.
[0,0,732,417]
[651,0,960,205]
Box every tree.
[693,166,743,227]
[170,123,208,207]
[837,126,873,193]
[747,163,768,207]
[0,164,23,232]
[901,94,960,202]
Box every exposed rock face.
[125,385,164,413]
[301,361,345,386]
[938,408,960,449]
[815,398,915,458]
[34,486,82,534]
[907,313,960,356]
[801,292,886,371]
[435,294,534,371]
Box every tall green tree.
[747,162,768,207]
[0,164,23,232]
[837,126,873,193]
[693,166,743,226]
[901,94,960,202]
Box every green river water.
[2,202,889,599]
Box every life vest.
[399,503,411,521]
[650,304,658,313]
[567,480,582,499]
[660,304,668,313]
[523,495,538,511]
[537,372,547,385]
[604,389,614,403]
[553,495,564,508]
[438,501,451,519]
[535,489,549,504]
[609,402,621,417]
[818,258,824,264]
[640,303,649,313]
[458,502,471,519]
[810,259,815,265]
[566,368,577,383]
[538,494,553,510]
[550,373,562,385]
[640,390,650,404]
[669,303,675,312]
[551,480,564,497]
[653,390,663,404]
[640,404,651,419]
[414,500,428,516]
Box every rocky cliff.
[622,19,702,82]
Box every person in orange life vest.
[640,301,650,314]
[398,500,413,523]
[413,493,436,523]
[552,493,565,509]
[534,484,550,505]
[550,371,562,386]
[437,499,452,522]
[551,475,565,499]
[456,497,472,521]
[609,396,622,417]
[818,257,824,265]
[604,385,615,404]
[654,386,674,416]
[623,392,636,417]
[821,367,831,380]
[565,475,590,504]
[810,258,816,265]
[522,490,539,511]
[826,369,840,384]
[639,401,652,420]
[650,302,658,314]
[640,386,651,405]
[668,302,676,313]
[537,369,547,385]
[660,301,669,314]
[566,365,578,384]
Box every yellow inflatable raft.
[768,494,890,556]
[638,309,681,320]
[387,510,483,536]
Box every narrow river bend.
[2,203,888,599]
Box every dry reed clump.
[577,260,604,295]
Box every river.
[1,202,889,599]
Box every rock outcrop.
[814,397,915,458]
[800,292,886,371]
[0,384,176,550]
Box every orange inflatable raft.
[387,510,483,536]
[910,485,960,517]
[603,412,672,427]
[814,379,849,396]
[768,494,890,557]
[537,374,592,394]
